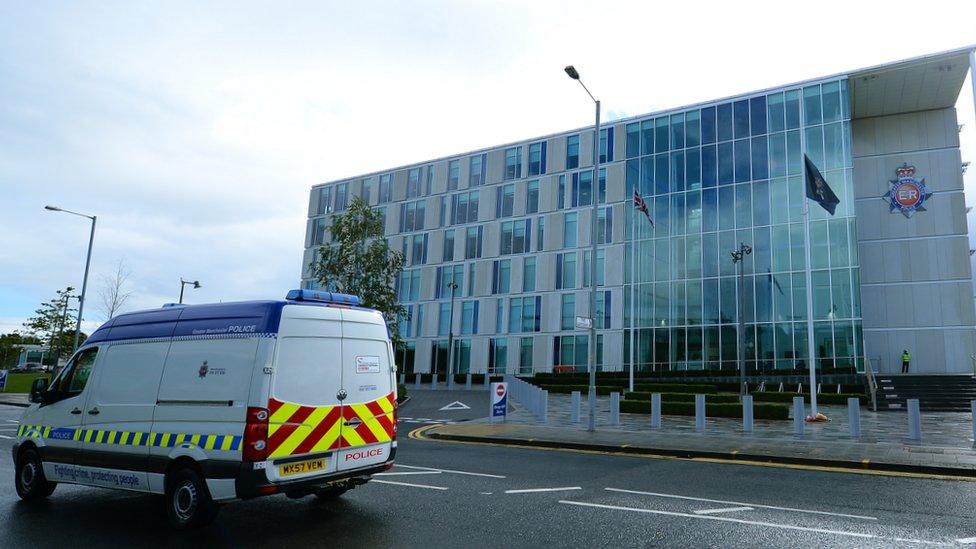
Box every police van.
[11,290,398,528]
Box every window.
[504,146,522,180]
[488,338,508,374]
[467,262,476,296]
[409,233,428,266]
[537,216,545,252]
[564,212,578,247]
[496,298,505,333]
[561,293,576,330]
[509,296,542,333]
[451,191,480,225]
[439,196,447,225]
[599,127,614,163]
[572,171,593,207]
[398,268,421,301]
[460,300,479,334]
[51,347,99,397]
[438,302,451,336]
[558,175,566,209]
[400,305,414,340]
[492,259,511,294]
[496,184,515,218]
[448,159,460,191]
[399,199,426,232]
[465,226,483,259]
[435,264,464,299]
[374,207,386,233]
[469,154,486,186]
[361,177,373,203]
[583,249,606,287]
[528,141,547,176]
[424,164,433,196]
[378,174,392,203]
[500,219,531,255]
[626,122,640,159]
[526,180,539,214]
[519,337,534,374]
[553,335,588,370]
[443,229,455,262]
[597,207,612,245]
[556,252,577,289]
[566,134,580,169]
[314,186,332,215]
[407,168,422,199]
[310,218,328,246]
[595,290,611,329]
[523,257,536,292]
[415,306,424,338]
[334,182,348,212]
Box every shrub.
[397,383,408,403]
[620,399,789,420]
[540,385,621,395]
[633,383,718,394]
[751,392,866,405]
[624,391,740,404]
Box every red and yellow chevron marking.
[266,392,396,459]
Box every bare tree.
[97,259,133,320]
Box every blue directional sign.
[491,382,507,420]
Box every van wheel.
[166,468,218,529]
[313,486,349,500]
[15,449,56,501]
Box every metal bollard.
[793,396,805,436]
[971,400,976,448]
[432,373,438,389]
[695,394,705,432]
[610,392,620,426]
[848,397,861,439]
[415,373,421,389]
[540,390,548,424]
[447,372,454,390]
[742,395,754,433]
[588,387,596,428]
[485,373,491,390]
[651,393,662,429]
[399,373,405,385]
[907,398,921,441]
[571,391,581,424]
[465,373,472,390]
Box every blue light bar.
[286,289,361,306]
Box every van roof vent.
[285,289,361,306]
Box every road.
[2,394,976,547]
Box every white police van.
[12,290,398,528]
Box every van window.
[49,347,99,398]
[94,342,169,405]
[274,337,342,406]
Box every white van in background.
[12,290,398,528]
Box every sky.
[1,0,975,336]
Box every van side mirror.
[29,378,49,404]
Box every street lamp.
[53,288,75,371]
[179,278,202,304]
[730,243,752,396]
[45,205,96,355]
[445,281,459,389]
[564,64,601,432]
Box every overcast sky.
[1,1,975,335]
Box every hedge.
[540,385,620,395]
[624,391,740,404]
[751,392,867,405]
[620,399,789,420]
[397,383,408,403]
[633,383,718,394]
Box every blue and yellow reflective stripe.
[14,425,242,451]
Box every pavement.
[3,399,976,546]
[0,394,29,407]
[425,391,976,478]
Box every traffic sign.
[0,369,7,392]
[490,382,507,421]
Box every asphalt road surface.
[2,398,976,548]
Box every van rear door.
[336,308,396,472]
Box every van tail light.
[243,407,269,462]
[391,399,398,441]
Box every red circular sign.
[893,182,922,207]
[495,385,505,397]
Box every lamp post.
[564,64,601,432]
[45,206,96,354]
[445,281,459,388]
[179,278,202,304]
[730,242,752,396]
[53,288,75,373]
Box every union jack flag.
[633,189,654,227]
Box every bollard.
[651,393,662,429]
[907,398,921,441]
[695,394,705,432]
[432,373,438,389]
[539,391,549,424]
[610,392,620,426]
[447,372,454,390]
[848,397,861,439]
[793,396,805,436]
[415,373,421,389]
[465,373,472,390]
[571,391,581,424]
[485,373,491,390]
[742,395,754,433]
[971,400,976,448]
[399,373,405,385]
[588,387,597,428]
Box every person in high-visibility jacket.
[901,350,911,374]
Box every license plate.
[278,458,327,477]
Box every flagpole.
[629,190,637,393]
[799,102,819,418]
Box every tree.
[22,287,87,364]
[97,259,133,320]
[0,332,41,369]
[313,196,405,344]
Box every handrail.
[863,356,878,412]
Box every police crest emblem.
[882,163,932,218]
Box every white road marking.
[955,536,976,544]
[5,420,19,423]
[605,488,877,521]
[439,401,471,411]
[396,464,506,479]
[505,487,582,494]
[480,492,493,495]
[371,480,448,491]
[560,501,930,544]
[375,471,443,477]
[694,506,754,515]
[0,435,12,439]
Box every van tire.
[166,468,219,529]
[313,486,349,500]
[15,449,56,501]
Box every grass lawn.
[1,372,51,393]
